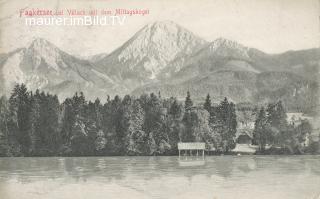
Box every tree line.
[0,84,318,156]
[252,102,318,154]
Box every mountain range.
[0,21,319,112]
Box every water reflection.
[0,156,320,199]
[1,156,320,181]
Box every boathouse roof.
[178,142,205,150]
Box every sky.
[0,0,319,56]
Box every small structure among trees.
[178,142,205,158]
[236,130,253,144]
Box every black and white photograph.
[0,0,319,198]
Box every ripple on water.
[0,156,319,199]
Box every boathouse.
[236,130,253,144]
[178,142,205,157]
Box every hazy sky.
[0,0,319,56]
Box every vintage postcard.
[0,0,319,199]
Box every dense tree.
[295,120,312,145]
[94,130,106,154]
[216,98,237,152]
[141,93,165,154]
[87,99,104,155]
[253,107,270,151]
[100,96,118,155]
[42,94,60,155]
[60,98,75,151]
[116,95,133,154]
[203,94,212,113]
[190,109,210,142]
[9,84,32,155]
[125,100,147,155]
[182,110,195,142]
[0,96,10,156]
[70,117,92,156]
[184,91,193,111]
[266,101,288,145]
[61,92,88,155]
[166,119,182,154]
[1,84,317,156]
[28,91,41,155]
[169,99,182,119]
[252,101,315,154]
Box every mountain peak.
[27,38,64,72]
[204,37,250,59]
[151,20,176,25]
[148,20,179,29]
[29,38,56,49]
[101,21,207,81]
[137,20,191,38]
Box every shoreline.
[1,153,320,158]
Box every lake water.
[0,156,320,199]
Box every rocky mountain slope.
[0,21,319,112]
[0,38,124,100]
[92,21,207,91]
[131,33,319,112]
